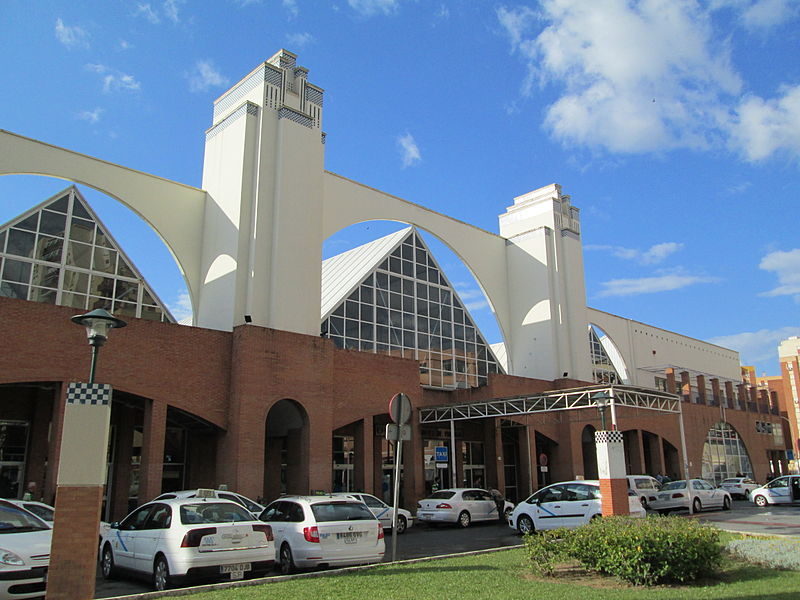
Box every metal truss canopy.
[418,384,680,424]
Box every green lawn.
[186,547,800,600]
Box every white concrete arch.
[0,130,208,311]
[322,171,513,354]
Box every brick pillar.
[724,381,735,409]
[665,368,677,394]
[354,416,374,494]
[46,383,112,600]
[595,430,629,516]
[711,378,721,407]
[27,390,52,500]
[680,371,691,403]
[43,383,67,505]
[696,374,706,405]
[138,398,167,503]
[749,386,759,412]
[110,405,134,521]
[737,384,748,411]
[759,389,769,413]
[769,391,779,414]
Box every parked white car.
[750,475,800,507]
[719,477,759,499]
[154,489,264,518]
[258,495,385,574]
[508,480,645,534]
[626,476,661,509]
[416,488,513,528]
[0,499,52,599]
[100,498,275,591]
[650,479,732,514]
[3,500,55,525]
[330,492,413,534]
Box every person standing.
[22,481,37,501]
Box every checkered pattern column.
[46,382,112,600]
[595,430,630,516]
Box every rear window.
[722,479,740,484]
[427,491,456,500]
[310,502,375,522]
[0,504,49,532]
[633,478,656,490]
[661,481,686,491]
[180,502,254,524]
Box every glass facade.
[701,422,753,485]
[0,186,174,322]
[321,230,503,389]
[589,325,620,384]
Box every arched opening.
[534,431,558,491]
[588,324,629,384]
[581,425,598,480]
[264,399,309,501]
[702,422,753,485]
[0,176,190,322]
[322,221,506,389]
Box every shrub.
[523,529,571,576]
[726,537,800,571]
[526,516,722,586]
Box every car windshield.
[722,479,741,484]
[426,491,456,500]
[0,505,50,532]
[180,502,253,524]
[310,501,375,522]
[23,504,54,522]
[661,481,687,491]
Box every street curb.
[97,544,525,600]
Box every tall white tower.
[498,184,592,381]
[198,50,326,333]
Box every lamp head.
[71,308,127,347]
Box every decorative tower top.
[498,183,580,239]
[208,49,324,134]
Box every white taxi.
[0,500,51,600]
[650,479,732,514]
[416,488,513,528]
[258,495,385,574]
[508,480,645,534]
[750,475,800,507]
[330,493,413,534]
[99,497,274,591]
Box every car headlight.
[0,550,25,566]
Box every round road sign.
[389,393,412,425]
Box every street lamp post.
[596,394,609,431]
[70,308,127,382]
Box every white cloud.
[86,64,141,93]
[77,108,104,124]
[708,325,800,369]
[55,18,89,49]
[730,84,800,161]
[759,248,800,299]
[188,60,228,93]
[168,291,193,323]
[741,0,798,30]
[497,1,743,153]
[135,3,161,24]
[585,242,683,265]
[286,32,314,49]
[163,0,183,24]
[596,272,718,297]
[397,132,421,168]
[348,0,399,17]
[118,39,133,50]
[436,5,450,19]
[283,0,299,18]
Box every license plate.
[221,562,251,576]
[336,531,363,544]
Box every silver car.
[416,488,513,528]
[650,479,732,514]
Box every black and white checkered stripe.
[67,382,111,406]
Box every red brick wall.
[599,478,629,516]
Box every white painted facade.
[0,50,741,385]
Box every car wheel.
[100,545,116,580]
[279,543,295,575]
[692,498,702,513]
[517,514,534,535]
[503,507,513,522]
[754,494,768,508]
[457,511,471,528]
[658,509,670,515]
[153,555,171,592]
[395,515,407,534]
[723,496,731,511]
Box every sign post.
[387,393,411,562]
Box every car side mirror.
[109,521,120,529]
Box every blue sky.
[1,0,799,376]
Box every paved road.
[95,501,800,598]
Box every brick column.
[595,430,629,516]
[138,398,167,503]
[696,374,706,405]
[710,378,721,407]
[354,416,374,494]
[680,371,691,403]
[724,381,735,409]
[665,368,677,394]
[110,405,134,521]
[43,383,68,505]
[749,386,759,412]
[46,383,112,600]
[737,383,748,411]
